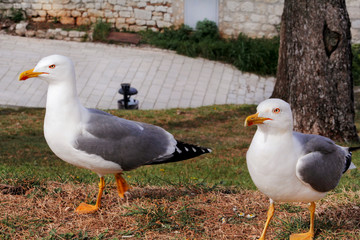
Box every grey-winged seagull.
[18,55,211,214]
[244,98,358,240]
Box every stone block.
[137,2,147,8]
[145,6,155,11]
[21,3,31,9]
[43,4,52,10]
[60,16,75,25]
[25,30,36,37]
[45,10,55,17]
[116,17,126,24]
[136,19,146,25]
[15,21,28,36]
[32,3,42,10]
[38,10,47,17]
[134,8,152,20]
[250,14,266,23]
[155,5,167,12]
[129,25,147,31]
[150,0,163,3]
[146,20,155,26]
[65,4,76,10]
[69,30,80,38]
[104,10,113,18]
[119,11,131,18]
[33,17,46,22]
[36,30,46,38]
[240,2,254,12]
[150,27,159,32]
[163,13,170,21]
[126,18,136,24]
[152,16,163,21]
[71,10,81,17]
[226,0,240,11]
[268,15,281,25]
[58,10,71,17]
[60,30,69,36]
[152,12,163,16]
[156,20,171,28]
[116,23,129,30]
[52,4,63,10]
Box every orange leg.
[290,202,315,240]
[76,177,105,214]
[115,173,131,199]
[259,202,275,240]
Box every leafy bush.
[8,8,25,23]
[92,19,111,42]
[353,44,360,86]
[192,19,220,41]
[140,20,279,76]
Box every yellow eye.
[273,108,281,114]
[49,64,56,69]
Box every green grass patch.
[0,105,258,191]
[1,105,360,239]
[92,19,111,42]
[1,105,359,192]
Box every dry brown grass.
[1,181,359,239]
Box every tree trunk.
[271,0,358,142]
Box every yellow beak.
[19,68,47,81]
[244,112,272,127]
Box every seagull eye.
[49,64,56,69]
[273,108,281,114]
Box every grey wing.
[74,108,176,171]
[294,132,346,192]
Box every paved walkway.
[0,34,275,110]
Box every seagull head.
[245,98,293,133]
[19,55,75,84]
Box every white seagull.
[244,98,357,240]
[18,55,211,214]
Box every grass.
[1,105,360,239]
[92,19,111,42]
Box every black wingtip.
[348,146,360,152]
[147,140,211,165]
[343,152,352,174]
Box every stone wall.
[219,0,283,38]
[0,0,180,32]
[0,0,359,43]
[219,0,360,43]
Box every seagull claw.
[75,202,99,214]
[289,231,314,240]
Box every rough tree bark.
[271,0,358,142]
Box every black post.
[121,83,130,109]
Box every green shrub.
[230,33,279,76]
[92,19,111,42]
[192,19,220,41]
[9,8,25,23]
[140,20,279,76]
[353,44,360,86]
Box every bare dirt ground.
[1,182,359,239]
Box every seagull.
[244,98,358,240]
[18,54,211,214]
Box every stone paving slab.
[0,34,275,110]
